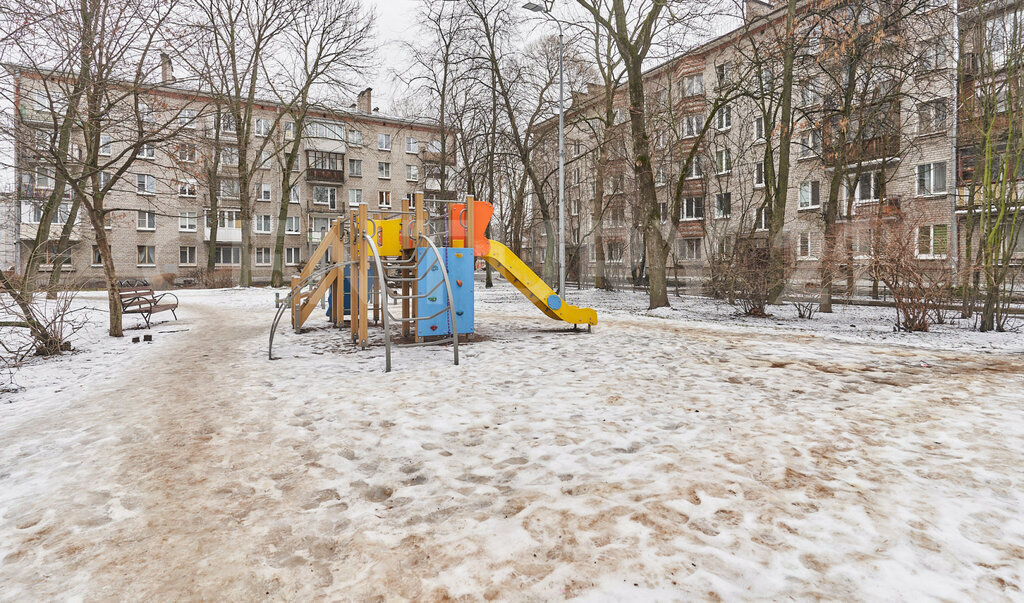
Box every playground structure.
[269,192,597,371]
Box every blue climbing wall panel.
[445,248,474,334]
[416,248,450,337]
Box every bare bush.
[793,300,818,319]
[731,242,794,317]
[873,217,953,332]
[1,272,88,393]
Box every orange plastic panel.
[450,200,494,256]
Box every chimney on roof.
[160,52,175,85]
[372,106,379,113]
[744,0,773,21]
[357,87,372,113]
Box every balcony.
[305,150,345,183]
[204,227,242,242]
[420,149,457,166]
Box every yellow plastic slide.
[483,239,598,327]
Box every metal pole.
[557,21,566,298]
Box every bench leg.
[171,309,178,320]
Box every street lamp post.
[524,1,565,298]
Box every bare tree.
[263,0,374,287]
[2,0,204,337]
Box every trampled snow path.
[1,284,1023,600]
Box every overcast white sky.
[365,0,421,113]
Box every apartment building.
[531,0,985,292]
[7,67,449,288]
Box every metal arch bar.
[418,234,459,367]
[363,232,393,372]
[268,260,356,360]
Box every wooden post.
[350,212,359,342]
[466,193,475,254]
[401,195,411,338]
[357,204,369,348]
[290,275,300,329]
[413,192,424,343]
[332,219,343,327]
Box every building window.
[918,224,949,258]
[378,191,392,208]
[290,187,300,204]
[716,149,731,174]
[92,245,103,266]
[683,73,703,95]
[286,216,301,234]
[607,241,625,263]
[255,247,271,266]
[313,186,338,209]
[755,206,769,231]
[137,210,156,231]
[918,100,948,134]
[211,209,240,229]
[679,238,702,261]
[686,159,702,180]
[406,165,419,181]
[254,118,271,136]
[799,180,820,209]
[798,232,815,258]
[258,182,272,201]
[219,179,240,199]
[754,161,765,187]
[349,189,362,206]
[348,129,362,146]
[715,105,732,130]
[681,196,704,220]
[854,171,882,203]
[378,133,391,151]
[255,214,272,233]
[284,121,295,140]
[348,158,362,177]
[136,143,155,160]
[684,114,703,138]
[754,116,765,141]
[221,113,237,134]
[715,62,729,86]
[178,177,197,197]
[921,37,945,71]
[178,144,196,163]
[178,109,196,129]
[137,245,156,266]
[99,134,111,156]
[179,246,197,266]
[179,211,197,232]
[378,161,391,179]
[716,192,731,218]
[917,162,947,196]
[222,146,239,167]
[136,173,156,194]
[259,149,272,169]
[799,130,821,158]
[285,247,301,266]
[799,79,820,106]
[214,245,241,265]
[406,137,419,153]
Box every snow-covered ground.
[1,281,1023,600]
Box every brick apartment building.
[528,0,1021,292]
[5,65,449,288]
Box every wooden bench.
[117,279,179,328]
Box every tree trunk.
[766,0,798,304]
[46,194,83,297]
[90,215,122,337]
